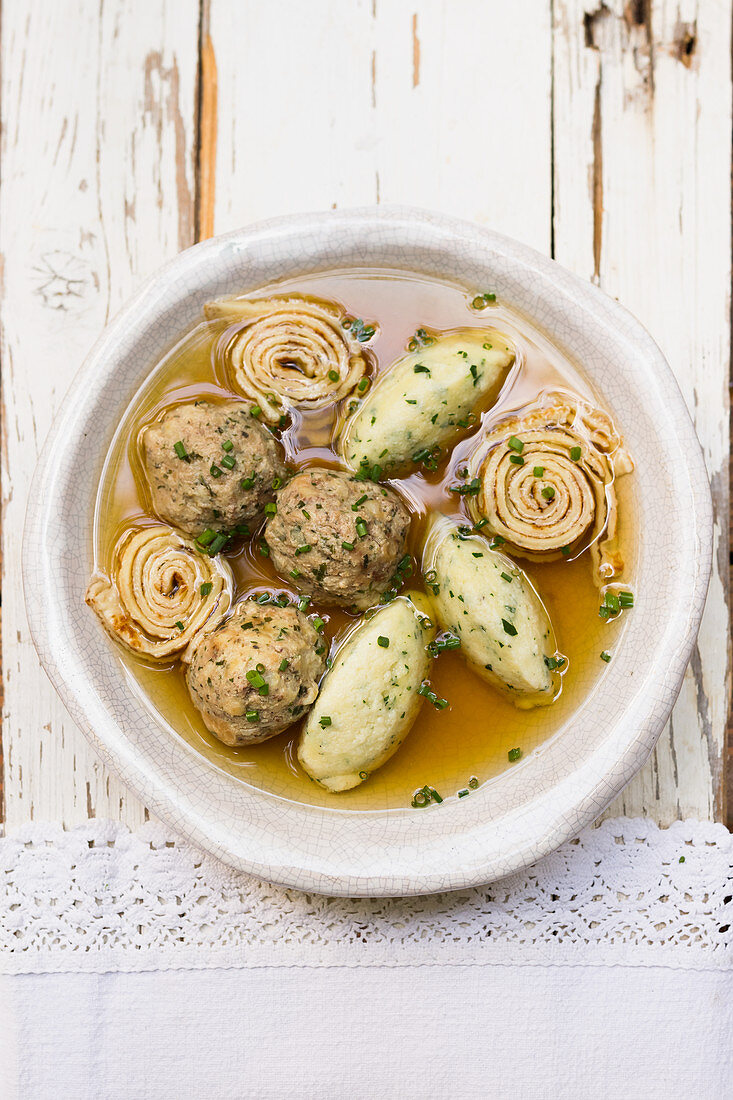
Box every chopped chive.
[200,581,213,597]
[377,636,389,648]
[272,477,282,490]
[501,618,518,636]
[264,503,277,516]
[508,435,524,453]
[173,441,189,461]
[561,546,571,556]
[544,655,566,671]
[428,633,461,655]
[570,446,582,461]
[619,591,634,608]
[327,369,339,382]
[356,518,368,538]
[533,466,544,477]
[250,405,262,418]
[295,544,311,555]
[468,776,479,789]
[289,568,300,579]
[458,788,470,797]
[241,475,256,490]
[600,651,612,663]
[207,533,229,555]
[507,747,522,762]
[196,528,216,547]
[352,495,368,510]
[541,486,555,500]
[500,571,512,583]
[222,439,234,452]
[246,668,267,690]
[259,540,269,557]
[319,715,332,728]
[474,518,489,530]
[489,535,505,548]
[357,377,370,393]
[297,595,310,611]
[279,659,289,671]
[221,454,236,470]
[245,709,260,723]
[233,523,250,537]
[414,364,431,375]
[175,620,184,631]
[509,455,525,466]
[312,616,325,633]
[210,464,222,478]
[342,540,355,551]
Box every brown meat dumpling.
[140,400,286,537]
[185,600,326,746]
[264,467,410,610]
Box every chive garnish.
[221,454,236,470]
[264,503,277,516]
[196,529,216,548]
[355,518,368,539]
[207,533,229,556]
[173,441,189,461]
[508,747,522,762]
[501,618,518,636]
[279,659,289,671]
[500,571,512,583]
[509,455,525,466]
[200,582,212,597]
[352,494,368,510]
[295,544,311,555]
[319,715,332,728]
[533,466,544,477]
[601,651,612,663]
[619,591,634,608]
[210,464,222,478]
[541,486,555,500]
[289,569,300,579]
[297,596,310,611]
[250,405,262,418]
[222,439,233,452]
[342,541,354,551]
[458,788,470,798]
[241,475,256,490]
[175,621,184,631]
[468,776,479,789]
[570,446,581,461]
[489,535,505,548]
[508,436,524,453]
[245,709,260,723]
[377,636,389,648]
[327,369,339,382]
[357,377,370,393]
[312,617,325,633]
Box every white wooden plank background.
[1,0,729,831]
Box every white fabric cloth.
[1,818,731,1099]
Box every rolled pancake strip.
[85,525,233,662]
[205,295,367,422]
[467,391,633,583]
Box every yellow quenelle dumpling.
[341,330,514,474]
[298,595,435,791]
[423,517,560,705]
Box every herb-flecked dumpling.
[298,595,435,791]
[423,517,560,705]
[340,331,514,474]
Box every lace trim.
[1,818,730,975]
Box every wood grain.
[553,0,731,823]
[0,0,730,830]
[0,0,199,829]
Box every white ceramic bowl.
[24,207,711,896]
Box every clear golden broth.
[93,269,634,812]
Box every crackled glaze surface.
[23,208,712,895]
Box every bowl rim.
[23,205,713,895]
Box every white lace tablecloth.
[1,817,731,1099]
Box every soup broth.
[94,269,634,811]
